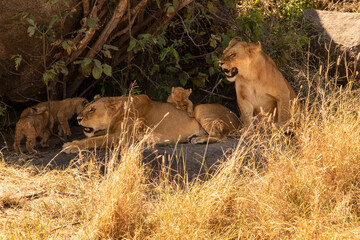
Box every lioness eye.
[89,108,95,113]
[230,53,236,57]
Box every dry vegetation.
[2,64,360,239]
[2,1,360,239]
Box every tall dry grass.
[2,69,360,239]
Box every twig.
[21,191,47,200]
[50,221,83,233]
[199,88,234,100]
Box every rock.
[303,9,360,56]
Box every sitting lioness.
[219,38,296,126]
[14,106,53,153]
[62,94,240,153]
[21,97,89,137]
[167,87,194,117]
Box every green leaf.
[209,67,216,76]
[207,2,218,13]
[159,47,170,61]
[11,54,22,71]
[167,6,175,13]
[191,73,208,88]
[27,17,35,26]
[170,47,179,61]
[74,58,93,76]
[150,64,160,75]
[179,71,190,86]
[173,0,179,9]
[102,64,112,77]
[48,15,58,30]
[92,59,103,79]
[27,26,36,37]
[87,18,97,28]
[127,39,137,52]
[103,44,119,51]
[101,49,111,58]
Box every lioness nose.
[219,61,224,66]
[223,68,230,74]
[77,116,82,122]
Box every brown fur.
[167,87,194,117]
[219,39,297,126]
[62,94,240,153]
[13,106,53,153]
[21,97,89,137]
[190,103,241,144]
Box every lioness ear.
[82,99,89,106]
[104,102,121,113]
[93,94,101,101]
[256,41,262,50]
[228,37,241,48]
[171,87,175,93]
[187,88,192,95]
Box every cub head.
[167,87,192,110]
[77,96,126,137]
[21,105,49,118]
[74,97,90,114]
[219,38,261,82]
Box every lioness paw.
[62,141,81,154]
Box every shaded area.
[1,126,262,180]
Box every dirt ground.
[1,124,246,179]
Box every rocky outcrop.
[304,9,360,56]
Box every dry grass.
[2,1,360,239]
[2,76,360,239]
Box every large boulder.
[0,0,79,105]
[304,9,360,54]
[303,9,360,82]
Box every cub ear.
[171,87,175,93]
[82,99,89,106]
[93,94,101,101]
[187,88,192,95]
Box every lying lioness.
[219,39,297,126]
[62,94,240,153]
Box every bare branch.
[82,0,89,16]
[86,0,128,58]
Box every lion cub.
[167,87,194,117]
[14,106,53,153]
[20,97,89,137]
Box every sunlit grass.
[3,82,360,239]
[2,0,360,238]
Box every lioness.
[62,94,240,153]
[166,87,240,143]
[14,106,53,153]
[21,97,89,137]
[219,39,296,126]
[167,87,194,117]
[191,103,240,144]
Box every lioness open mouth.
[83,127,94,134]
[223,67,238,78]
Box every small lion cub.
[13,106,53,154]
[167,87,194,117]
